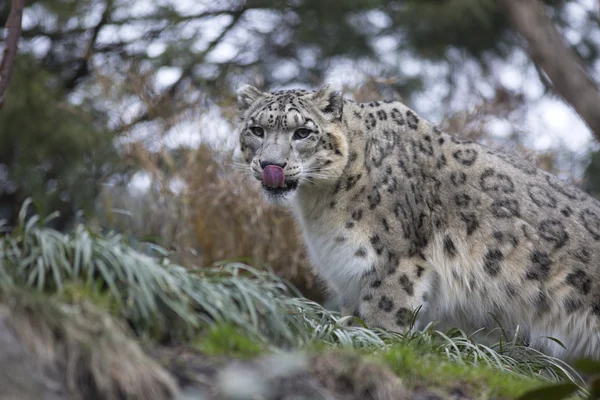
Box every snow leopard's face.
[237,85,348,205]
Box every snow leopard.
[236,84,600,361]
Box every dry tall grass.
[99,142,320,301]
[185,144,321,301]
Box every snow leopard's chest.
[292,206,375,293]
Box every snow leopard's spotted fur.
[236,84,600,360]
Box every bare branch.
[19,8,245,41]
[116,10,246,132]
[197,10,244,59]
[20,27,87,40]
[64,0,114,89]
[0,0,26,109]
[109,7,248,25]
[501,0,600,142]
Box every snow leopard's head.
[236,85,348,205]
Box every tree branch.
[21,26,87,40]
[115,10,246,132]
[501,0,600,141]
[0,0,25,109]
[19,8,247,41]
[64,0,113,89]
[197,10,244,59]
[109,7,248,25]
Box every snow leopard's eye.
[250,126,264,137]
[293,128,311,140]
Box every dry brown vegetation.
[99,141,321,301]
[188,147,305,268]
[186,144,321,300]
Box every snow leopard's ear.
[312,84,343,121]
[237,84,265,113]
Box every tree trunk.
[500,0,600,142]
[0,0,25,109]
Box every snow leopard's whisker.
[305,174,337,182]
[303,168,339,180]
[301,176,319,185]
[230,162,252,171]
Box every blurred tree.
[0,54,123,230]
[583,150,600,199]
[0,0,25,108]
[9,0,597,133]
[501,0,600,141]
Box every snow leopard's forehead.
[247,89,319,129]
[269,89,314,97]
[261,89,316,109]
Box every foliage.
[391,0,512,59]
[381,343,550,399]
[0,54,124,229]
[96,176,197,259]
[0,202,589,395]
[516,359,600,400]
[12,0,585,99]
[0,200,379,346]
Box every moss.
[379,344,549,399]
[60,282,121,315]
[194,324,264,359]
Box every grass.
[99,143,322,303]
[381,344,553,399]
[0,201,592,399]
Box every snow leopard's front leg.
[337,279,364,319]
[357,255,435,332]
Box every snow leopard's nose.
[260,160,287,169]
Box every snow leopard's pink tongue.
[262,165,285,188]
